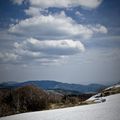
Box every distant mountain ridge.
[0,80,106,93]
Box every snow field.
[0,93,120,120]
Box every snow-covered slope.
[105,84,120,90]
[1,94,120,120]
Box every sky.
[0,0,120,85]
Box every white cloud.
[75,11,83,16]
[90,24,108,34]
[0,38,85,64]
[2,0,108,65]
[14,38,85,55]
[24,6,49,17]
[9,13,107,40]
[0,52,18,63]
[25,7,42,16]
[12,0,103,9]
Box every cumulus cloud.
[90,24,108,34]
[0,11,108,65]
[12,0,103,9]
[25,7,42,16]
[1,0,107,65]
[14,38,85,55]
[9,12,107,40]
[0,38,85,64]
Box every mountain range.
[0,80,106,93]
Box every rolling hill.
[0,80,106,93]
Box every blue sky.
[0,0,120,85]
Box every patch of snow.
[115,84,120,88]
[105,84,120,90]
[1,94,120,120]
[87,93,101,100]
[86,93,105,103]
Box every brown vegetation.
[0,85,48,117]
[102,86,120,96]
[0,85,93,117]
